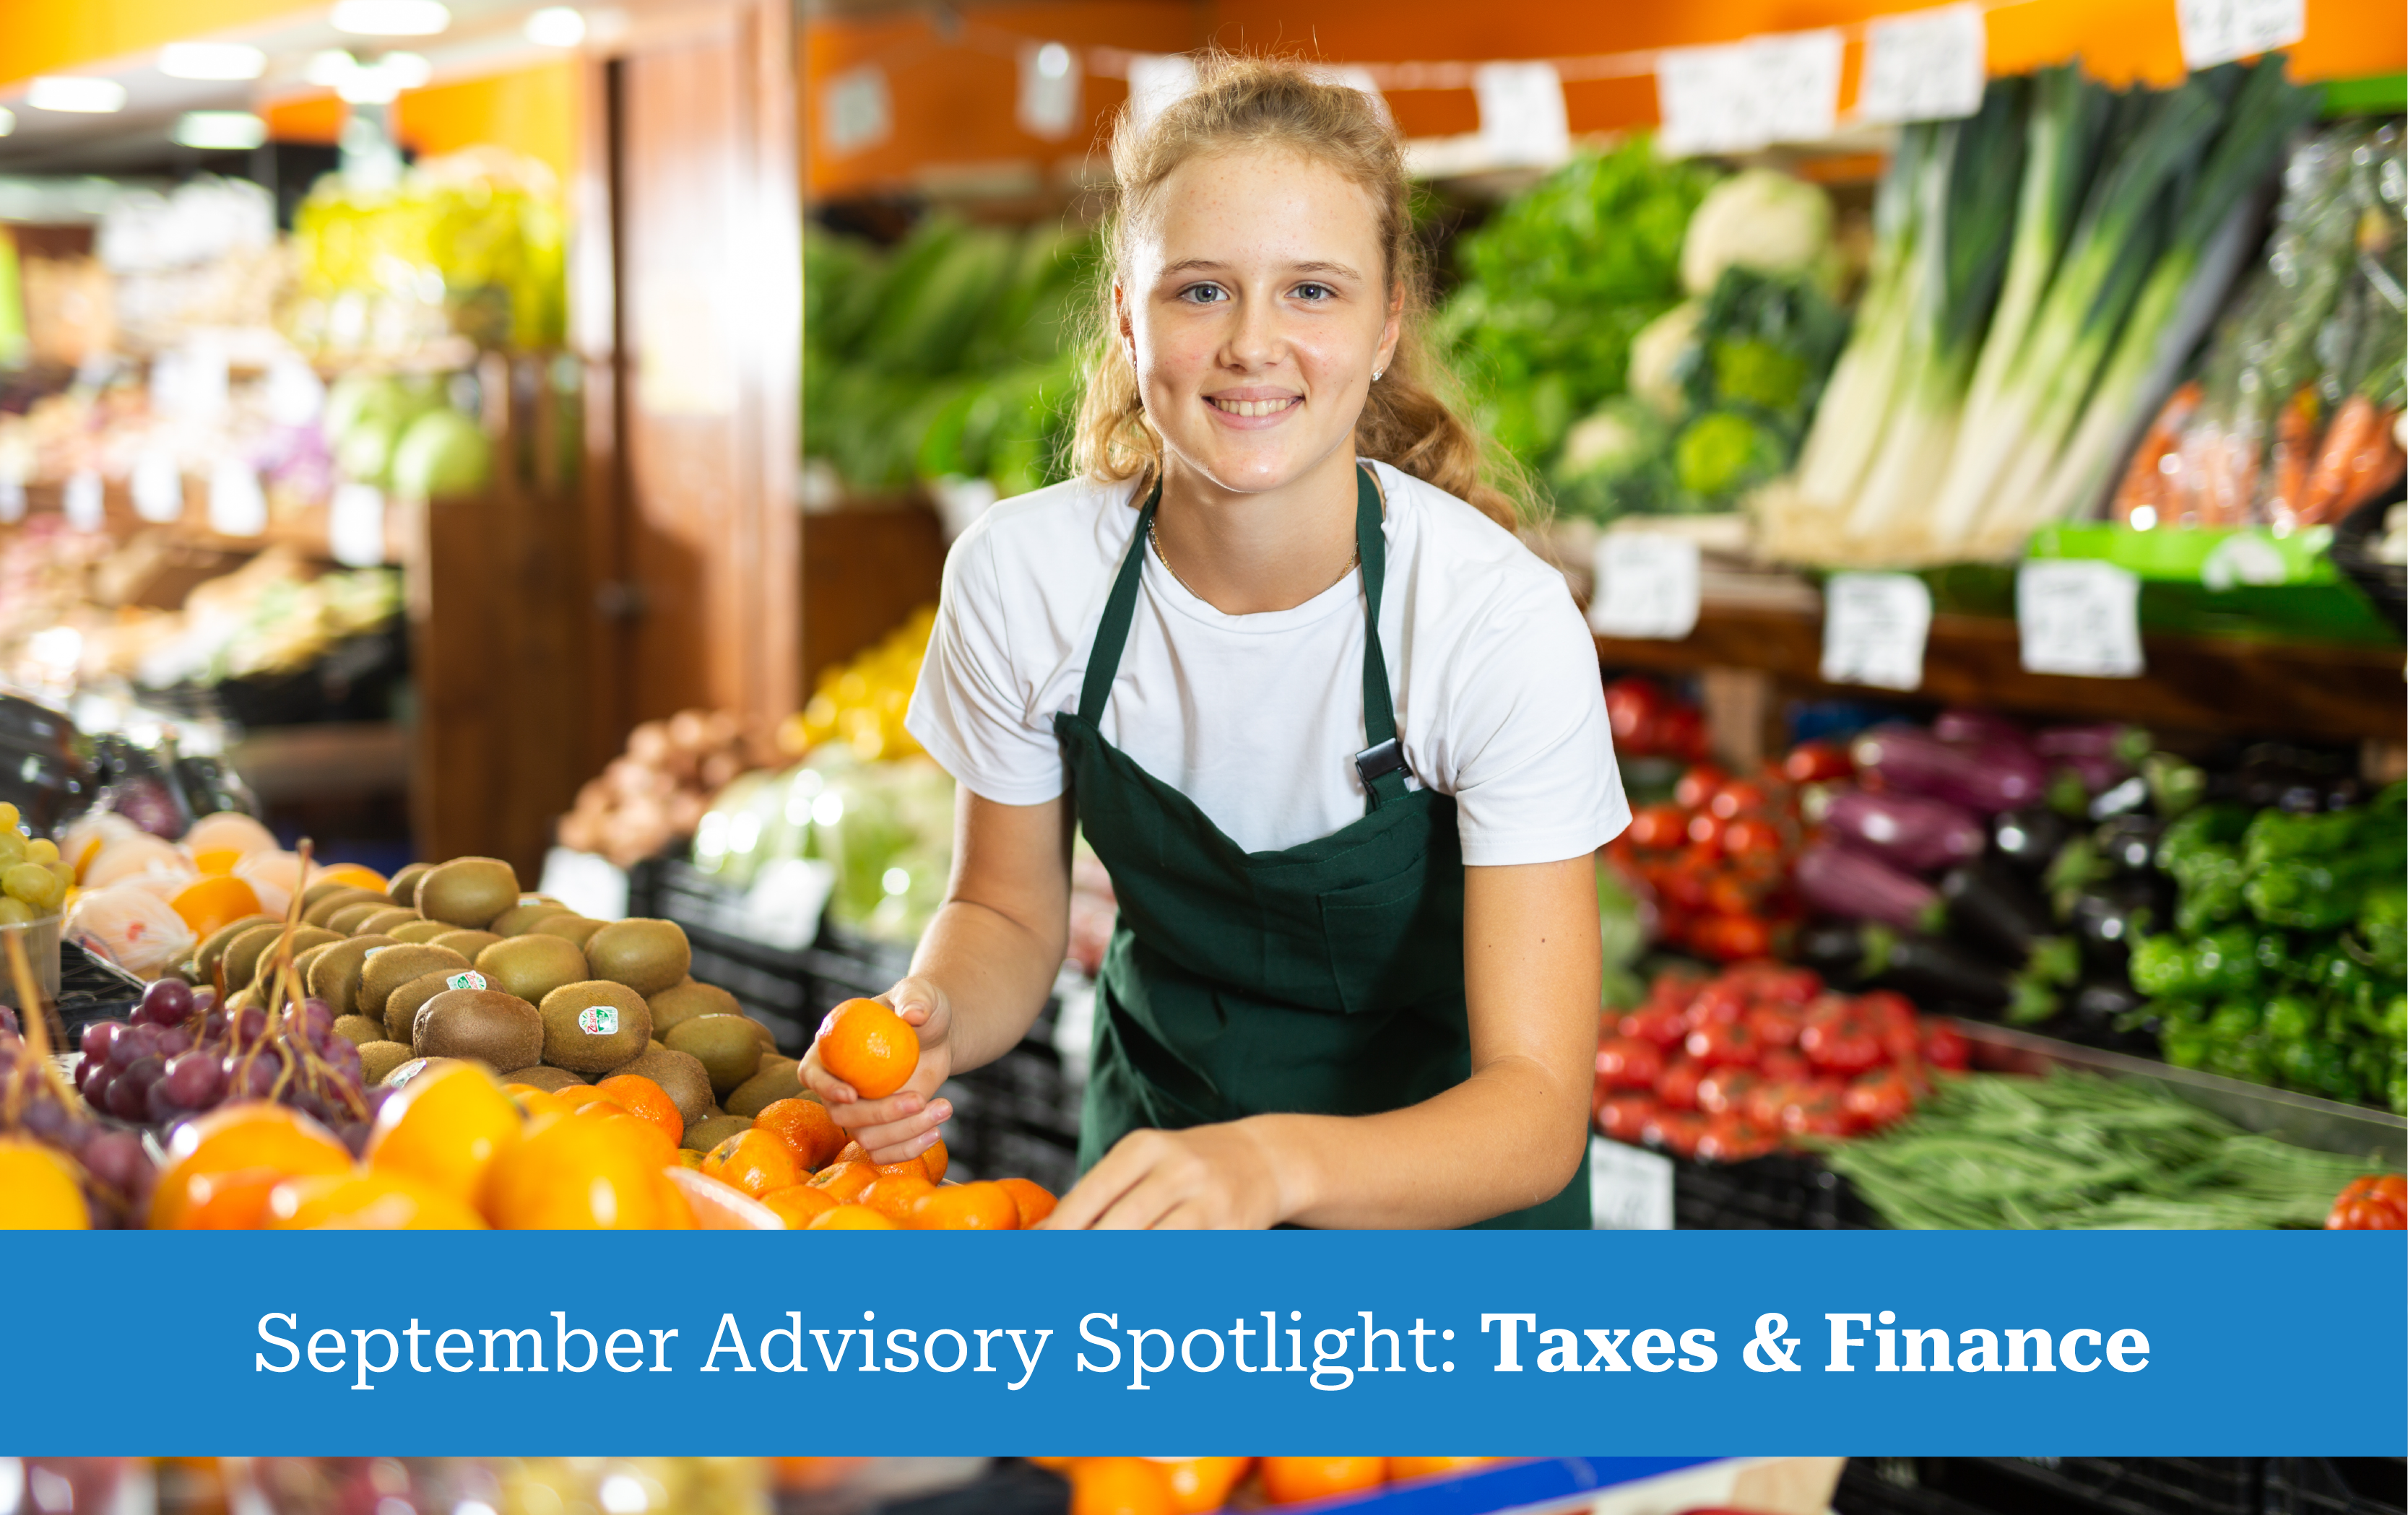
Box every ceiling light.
[330,0,451,38]
[1036,42,1073,80]
[379,52,432,89]
[173,110,269,149]
[28,77,129,114]
[0,108,13,138]
[524,6,586,47]
[306,50,359,87]
[159,43,267,81]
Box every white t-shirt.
[905,459,1628,867]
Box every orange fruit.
[1259,1459,1385,1506]
[808,1160,877,1202]
[670,1147,706,1170]
[595,1074,683,1145]
[1070,1458,1175,1515]
[1388,1458,1499,1483]
[862,1169,935,1224]
[759,1184,840,1228]
[150,1103,352,1229]
[506,1086,574,1119]
[919,1137,949,1184]
[833,1140,868,1167]
[753,1097,847,1170]
[703,1129,802,1198]
[554,1085,625,1115]
[0,1139,90,1228]
[1161,1459,1250,1514]
[818,997,919,1098]
[911,1181,1021,1230]
[807,1203,895,1230]
[365,1062,521,1204]
[156,1168,285,1230]
[653,1172,698,1228]
[267,1171,487,1229]
[583,1108,678,1171]
[190,848,245,877]
[169,875,267,939]
[480,1113,663,1228]
[661,1165,781,1229]
[995,1176,1057,1227]
[318,862,389,893]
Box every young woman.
[800,56,1627,1228]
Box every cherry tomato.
[1594,1092,1659,1145]
[1750,965,1824,1006]
[1860,990,1923,1066]
[1920,1018,1971,1072]
[1782,739,1854,783]
[1673,765,1726,812]
[1709,779,1769,819]
[1595,1035,1667,1091]
[1642,1109,1708,1159]
[1657,855,1715,912]
[1616,1003,1690,1049]
[1841,1067,1918,1130]
[1696,1067,1762,1116]
[1625,803,1689,851]
[1685,1019,1763,1067]
[1654,1057,1703,1111]
[1697,1114,1780,1164]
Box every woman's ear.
[1114,281,1134,347]
[1374,282,1405,378]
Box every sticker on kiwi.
[446,971,486,991]
[519,895,544,906]
[364,945,394,957]
[578,1005,620,1036]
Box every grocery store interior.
[1,0,2407,1507]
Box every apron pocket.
[1317,864,1463,1017]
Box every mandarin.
[832,1141,867,1166]
[553,1085,625,1115]
[862,1169,935,1224]
[156,1168,285,1230]
[919,1137,948,1184]
[169,875,266,938]
[0,1139,89,1228]
[911,1181,1020,1230]
[480,1113,663,1228]
[807,1203,894,1230]
[268,1171,486,1229]
[818,998,918,1098]
[653,1172,698,1228]
[1161,1458,1250,1514]
[703,1129,802,1197]
[807,1159,877,1202]
[365,1062,521,1204]
[1259,1459,1385,1505]
[1388,1458,1500,1482]
[753,1096,847,1169]
[661,1165,781,1229]
[319,863,389,893]
[596,1074,685,1145]
[150,1103,352,1228]
[759,1184,840,1228]
[583,1108,678,1171]
[995,1176,1057,1227]
[1069,1458,1175,1515]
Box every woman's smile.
[1205,389,1302,425]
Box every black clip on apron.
[1052,464,1590,1229]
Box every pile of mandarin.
[1034,1456,1507,1514]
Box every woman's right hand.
[798,975,956,1167]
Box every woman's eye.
[1177,284,1227,304]
[1291,282,1334,302]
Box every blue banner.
[3,1230,2399,1455]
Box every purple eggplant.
[1850,723,2047,815]
[1934,709,2032,752]
[1795,842,1944,934]
[2034,723,2153,766]
[1825,788,1986,874]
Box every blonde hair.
[1070,52,1525,529]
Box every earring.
[1372,368,1384,381]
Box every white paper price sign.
[207,456,268,537]
[1589,532,1702,641]
[1473,61,1571,166]
[1856,3,1988,124]
[131,448,184,524]
[2017,559,2144,678]
[1820,571,1932,691]
[329,482,388,568]
[64,470,105,532]
[1589,1136,1674,1231]
[1657,30,1843,157]
[2175,0,2304,69]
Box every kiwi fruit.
[645,978,741,1038]
[291,940,339,987]
[305,934,402,1016]
[357,942,472,1023]
[332,1015,386,1046]
[386,862,434,909]
[724,1056,802,1118]
[225,924,343,991]
[680,1112,753,1152]
[357,906,420,936]
[607,1046,714,1125]
[416,856,520,929]
[359,1041,415,1085]
[387,919,454,945]
[489,896,568,937]
[431,929,503,960]
[532,915,607,947]
[325,900,391,935]
[381,1055,465,1089]
[385,965,490,1042]
[498,1064,586,1091]
[663,1015,771,1097]
[537,980,652,1072]
[475,934,589,1006]
[300,879,365,912]
[225,985,262,1013]
[415,986,544,1067]
[584,918,692,997]
[303,887,386,928]
[194,915,279,982]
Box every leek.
[1794,127,1931,508]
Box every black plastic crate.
[1673,1151,1881,1230]
[2268,1459,2408,1515]
[53,943,145,1039]
[1976,1456,2261,1515]
[1835,1459,2035,1515]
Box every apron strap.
[1077,466,1408,811]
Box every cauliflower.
[1628,300,1705,418]
[1680,169,1832,297]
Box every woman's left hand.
[1040,1121,1296,1229]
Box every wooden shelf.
[1595,599,2406,746]
[227,721,412,804]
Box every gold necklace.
[1148,513,1361,601]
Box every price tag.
[1657,30,1842,156]
[1588,532,1702,641]
[821,65,892,156]
[131,448,183,524]
[1820,571,1932,691]
[1016,42,1082,140]
[0,479,22,524]
[2175,0,2304,69]
[329,481,387,567]
[2017,559,2144,678]
[1855,4,1987,124]
[207,456,268,537]
[1125,53,1198,131]
[1473,61,1570,167]
[1589,1136,1674,1230]
[64,470,105,532]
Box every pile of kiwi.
[177,854,805,1146]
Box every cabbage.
[1680,169,1832,298]
[390,407,492,498]
[1629,300,1705,417]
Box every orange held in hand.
[818,997,919,1098]
[754,1096,847,1170]
[703,1130,803,1198]
[1260,1458,1386,1506]
[1068,1457,1176,1515]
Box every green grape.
[0,830,24,869]
[25,838,58,867]
[1,861,64,913]
[0,895,33,926]
[0,801,18,830]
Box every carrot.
[2300,392,2379,524]
[2113,381,2200,525]
[2331,414,2405,520]
[2266,386,2322,527]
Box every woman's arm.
[1045,853,1601,1228]
[800,789,1075,1162]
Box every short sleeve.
[904,528,1071,806]
[1439,584,1628,867]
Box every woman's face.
[1120,147,1400,498]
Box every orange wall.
[393,60,579,185]
[0,0,306,86]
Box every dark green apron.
[1052,464,1590,1229]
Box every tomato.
[1642,1109,1707,1159]
[2326,1174,2407,1230]
[1654,1058,1703,1111]
[1799,999,1886,1076]
[1657,706,1708,763]
[1697,1114,1780,1164]
[1751,966,1823,1006]
[1689,913,1773,963]
[1673,765,1726,812]
[1855,990,1921,1067]
[1719,816,1786,861]
[1685,811,1726,849]
[1705,872,1760,919]
[1685,1019,1763,1067]
[1744,1004,1803,1049]
[1685,980,1751,1028]
[1777,1081,1861,1139]
[1656,855,1715,912]
[1594,1092,1659,1145]
[1616,1003,1689,1049]
[1709,779,1769,819]
[1920,1017,1971,1072]
[1696,1067,1762,1116]
[1595,1036,1666,1090]
[1604,677,1671,746]
[1782,739,1854,783]
[1625,803,1689,851]
[1842,1068,1918,1131]
[1646,969,1705,1012]
[1757,1046,1811,1084]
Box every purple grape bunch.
[0,1007,153,1228]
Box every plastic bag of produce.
[65,883,196,979]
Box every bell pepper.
[2164,844,2248,934]
[2276,1037,2358,1103]
[2130,934,2196,999]
[2154,801,2251,870]
[2261,993,2318,1044]
[2242,807,2366,872]
[2136,924,2263,999]
[2356,886,2406,976]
